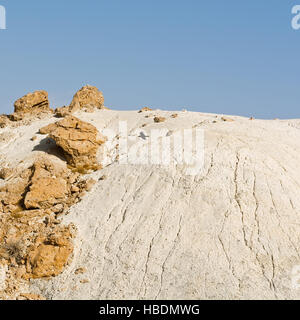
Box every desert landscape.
[0,86,299,300]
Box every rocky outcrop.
[23,110,300,301]
[0,157,97,215]
[0,207,76,282]
[0,155,98,298]
[14,90,50,114]
[24,160,69,210]
[9,90,51,121]
[0,91,107,298]
[5,95,300,300]
[26,226,74,279]
[54,85,105,118]
[39,116,106,172]
[0,167,33,213]
[70,85,105,110]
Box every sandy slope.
[1,109,300,300]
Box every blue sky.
[0,0,299,119]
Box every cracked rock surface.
[1,90,52,126]
[39,116,106,171]
[70,85,105,111]
[1,108,300,299]
[55,85,105,117]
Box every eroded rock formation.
[26,226,75,279]
[70,85,105,110]
[0,155,97,299]
[0,157,96,215]
[0,90,52,127]
[0,87,107,299]
[0,207,76,283]
[24,160,70,210]
[40,116,106,172]
[54,85,105,117]
[10,90,52,121]
[14,90,50,114]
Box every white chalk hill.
[1,109,300,300]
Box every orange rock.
[14,90,50,114]
[0,168,32,210]
[0,153,100,296]
[24,158,84,210]
[70,85,105,111]
[24,177,68,210]
[221,117,234,122]
[26,225,75,279]
[154,116,166,123]
[40,116,106,171]
[10,90,51,121]
[27,244,72,278]
[139,107,153,113]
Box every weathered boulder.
[24,160,69,210]
[0,157,94,215]
[0,168,32,213]
[28,244,72,278]
[70,85,105,111]
[27,227,74,279]
[53,86,105,117]
[9,90,51,121]
[39,116,106,171]
[14,90,50,113]
[0,155,96,293]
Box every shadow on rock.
[33,137,66,162]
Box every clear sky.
[0,0,299,119]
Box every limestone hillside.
[0,86,300,300]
